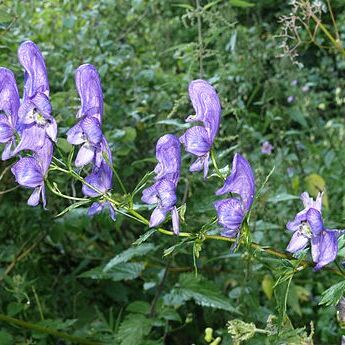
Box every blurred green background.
[0,0,345,344]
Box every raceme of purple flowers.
[0,41,55,207]
[214,153,255,238]
[0,42,342,270]
[141,134,181,234]
[67,64,115,220]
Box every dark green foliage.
[0,0,345,344]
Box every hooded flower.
[67,64,108,168]
[286,192,339,270]
[180,79,221,178]
[14,41,56,154]
[11,137,53,207]
[68,64,115,220]
[142,134,181,234]
[0,68,20,160]
[214,153,255,237]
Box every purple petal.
[18,99,35,124]
[0,114,14,143]
[34,138,53,174]
[0,67,19,127]
[2,140,15,160]
[31,92,52,118]
[216,153,255,211]
[46,119,57,142]
[13,124,46,154]
[188,79,221,142]
[75,64,103,122]
[82,162,112,197]
[80,116,102,145]
[18,41,49,98]
[214,198,244,231]
[155,134,181,184]
[286,230,309,253]
[306,208,324,236]
[155,179,177,208]
[27,186,42,207]
[180,126,211,156]
[300,192,323,213]
[149,207,169,228]
[75,143,95,167]
[88,202,104,216]
[312,230,338,270]
[67,122,85,145]
[11,157,43,188]
[142,184,159,204]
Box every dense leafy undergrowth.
[0,0,345,344]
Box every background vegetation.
[0,0,345,344]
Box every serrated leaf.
[319,280,345,306]
[104,243,156,271]
[117,314,152,345]
[133,229,157,246]
[80,262,145,281]
[164,273,239,313]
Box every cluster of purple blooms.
[67,64,115,220]
[0,42,341,271]
[0,41,56,207]
[0,41,114,218]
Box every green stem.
[311,13,345,57]
[210,149,225,180]
[51,162,345,277]
[0,314,103,345]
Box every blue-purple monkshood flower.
[214,153,255,238]
[141,134,181,235]
[11,137,53,207]
[180,79,221,178]
[14,41,57,154]
[67,64,109,168]
[82,161,116,220]
[286,192,340,270]
[67,64,115,220]
[0,68,20,160]
[261,141,273,155]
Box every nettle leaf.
[117,313,152,345]
[164,273,239,313]
[104,243,156,271]
[80,263,145,282]
[319,281,345,306]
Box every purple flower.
[11,137,53,207]
[0,68,20,160]
[286,192,339,270]
[261,141,273,155]
[180,79,221,178]
[14,41,56,154]
[75,64,103,122]
[68,64,115,220]
[214,153,255,237]
[142,134,181,234]
[67,64,108,168]
[82,161,115,220]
